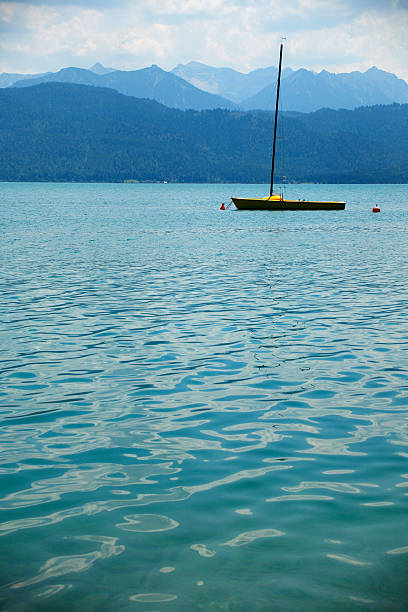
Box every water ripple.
[1,183,408,610]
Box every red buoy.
[372,206,380,213]
[220,203,226,210]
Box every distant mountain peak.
[89,62,115,75]
[11,63,236,111]
[149,64,167,76]
[185,61,208,68]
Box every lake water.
[0,182,407,611]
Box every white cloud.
[0,0,407,80]
[282,7,408,78]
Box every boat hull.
[232,197,345,211]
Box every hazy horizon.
[2,59,407,83]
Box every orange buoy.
[372,206,380,213]
[220,203,226,210]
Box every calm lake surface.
[0,182,407,611]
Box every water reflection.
[225,529,285,547]
[1,183,408,610]
[12,536,124,589]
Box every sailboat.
[232,44,346,211]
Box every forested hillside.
[1,82,407,183]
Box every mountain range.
[10,64,235,111]
[240,66,408,112]
[171,62,287,103]
[3,61,408,113]
[1,82,407,183]
[173,62,408,111]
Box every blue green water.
[0,182,407,611]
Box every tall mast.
[270,42,283,197]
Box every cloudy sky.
[1,0,408,80]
